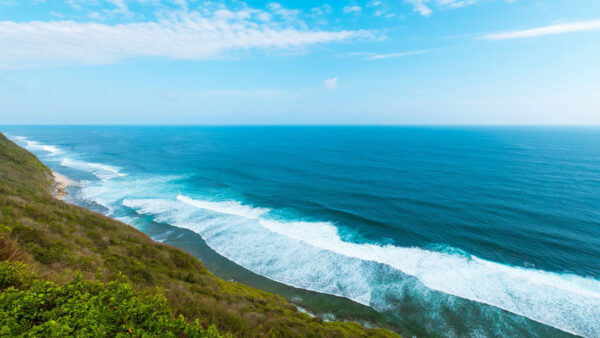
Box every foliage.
[0,261,34,290]
[0,133,398,337]
[0,261,221,337]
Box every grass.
[0,133,399,337]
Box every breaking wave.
[118,194,599,337]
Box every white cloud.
[0,7,371,68]
[64,0,83,10]
[408,0,432,16]
[406,0,479,17]
[311,4,332,17]
[343,5,362,14]
[171,0,188,9]
[256,12,272,22]
[367,49,433,59]
[366,0,394,18]
[106,0,127,12]
[267,2,301,22]
[324,77,338,90]
[480,19,600,40]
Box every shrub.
[0,263,221,337]
[0,261,34,290]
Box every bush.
[0,261,34,290]
[0,263,221,337]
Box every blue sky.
[0,0,599,124]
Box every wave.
[118,194,599,337]
[177,195,269,219]
[6,135,125,182]
[8,135,62,156]
[257,218,600,336]
[76,175,184,217]
[121,197,378,305]
[60,158,126,181]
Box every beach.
[52,171,71,198]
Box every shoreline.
[52,171,71,199]
[48,169,380,324]
[64,183,401,333]
[48,169,580,338]
[5,132,582,337]
[0,133,400,337]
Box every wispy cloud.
[367,49,433,60]
[406,0,480,17]
[343,5,362,15]
[311,4,332,18]
[0,6,371,68]
[480,19,600,40]
[366,0,395,18]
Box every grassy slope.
[0,133,398,337]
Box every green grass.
[0,133,399,337]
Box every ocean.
[3,126,599,337]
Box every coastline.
[44,166,401,333]
[0,132,399,337]
[18,135,581,337]
[52,171,71,199]
[17,135,570,337]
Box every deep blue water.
[3,126,599,337]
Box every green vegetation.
[0,261,221,337]
[0,133,398,337]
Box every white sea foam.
[8,135,25,141]
[115,216,137,225]
[122,197,375,304]
[60,158,126,181]
[177,195,269,219]
[78,175,184,215]
[8,135,62,156]
[258,218,600,336]
[26,141,62,156]
[120,195,600,337]
[6,135,126,182]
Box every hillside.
[0,133,398,337]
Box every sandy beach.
[52,171,71,198]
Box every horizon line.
[1,124,600,128]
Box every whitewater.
[7,132,600,337]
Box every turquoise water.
[3,126,599,337]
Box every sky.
[0,0,599,125]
